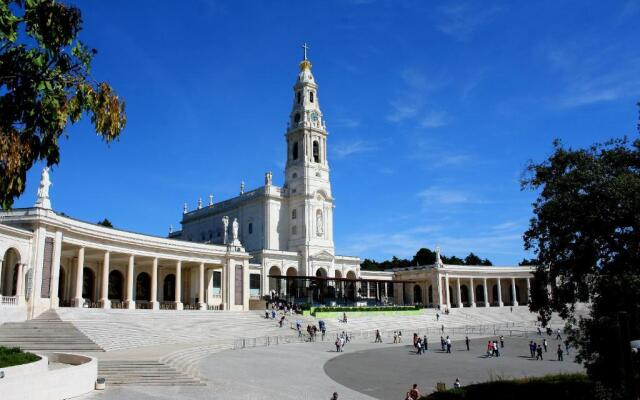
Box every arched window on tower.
[313,140,320,163]
[294,113,301,124]
[310,91,314,103]
[297,91,301,104]
[292,141,299,160]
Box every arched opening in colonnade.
[428,285,433,305]
[492,284,499,305]
[413,284,422,304]
[136,272,151,301]
[460,285,469,305]
[286,267,297,299]
[475,284,485,303]
[82,267,95,302]
[313,268,328,303]
[268,266,281,297]
[0,248,21,296]
[109,270,124,301]
[58,267,66,302]
[163,274,176,302]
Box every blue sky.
[13,0,640,265]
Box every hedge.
[422,374,594,400]
[0,346,40,368]
[310,305,421,316]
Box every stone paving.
[78,333,583,400]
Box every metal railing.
[232,322,543,350]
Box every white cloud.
[417,186,470,205]
[435,3,502,41]
[387,99,420,122]
[420,111,449,128]
[333,118,361,128]
[332,140,377,158]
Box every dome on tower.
[297,60,314,84]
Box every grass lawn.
[0,346,40,368]
[422,373,594,400]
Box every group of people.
[528,338,567,361]
[265,298,302,316]
[413,333,429,354]
[295,320,327,341]
[334,331,350,352]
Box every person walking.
[440,336,445,352]
[342,312,348,323]
[393,331,398,344]
[465,336,470,351]
[375,329,382,343]
[557,344,564,361]
[330,392,338,400]
[423,335,428,351]
[335,338,341,352]
[454,378,461,389]
[564,340,570,355]
[499,335,504,348]
[408,384,420,400]
[536,344,543,360]
[556,328,562,340]
[487,340,493,357]
[436,313,440,321]
[416,338,423,355]
[529,341,536,358]
[543,338,548,352]
[398,331,403,343]
[446,336,452,353]
[493,340,500,357]
[441,324,445,334]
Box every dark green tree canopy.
[522,131,640,394]
[361,247,493,270]
[0,0,126,209]
[96,218,112,228]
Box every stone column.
[125,255,135,309]
[151,258,159,310]
[73,247,85,307]
[470,277,476,307]
[511,277,519,306]
[175,260,183,310]
[526,277,531,304]
[15,262,25,305]
[100,251,110,308]
[198,262,205,310]
[435,273,442,308]
[456,278,463,308]
[497,278,503,307]
[483,277,489,307]
[0,257,4,297]
[444,275,451,309]
[49,230,63,308]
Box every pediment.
[310,250,334,261]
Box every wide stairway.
[98,360,205,386]
[56,308,294,351]
[0,309,103,351]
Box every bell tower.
[284,44,335,275]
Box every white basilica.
[0,49,534,321]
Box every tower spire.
[302,42,309,61]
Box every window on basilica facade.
[292,209,297,219]
[248,222,253,234]
[297,91,301,104]
[294,113,301,124]
[313,140,320,163]
[310,91,314,103]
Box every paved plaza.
[78,333,583,400]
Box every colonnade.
[438,275,531,309]
[69,246,228,311]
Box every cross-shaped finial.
[302,42,309,60]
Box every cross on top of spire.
[302,42,309,60]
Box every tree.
[412,248,436,265]
[464,252,483,265]
[0,0,126,209]
[96,218,112,228]
[518,258,537,266]
[522,130,640,397]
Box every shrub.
[422,374,593,400]
[0,346,40,368]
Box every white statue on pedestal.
[35,167,52,209]
[435,246,443,267]
[316,210,324,236]
[231,217,241,246]
[222,216,229,244]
